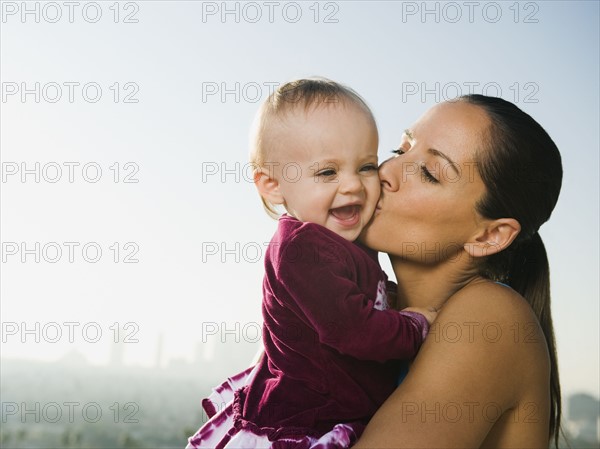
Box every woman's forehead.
[410,101,490,162]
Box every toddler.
[187,78,436,449]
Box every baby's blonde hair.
[249,77,377,218]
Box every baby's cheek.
[373,179,381,197]
[366,178,381,203]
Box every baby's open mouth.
[330,205,361,223]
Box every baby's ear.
[464,218,521,258]
[254,169,284,205]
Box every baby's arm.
[396,307,438,343]
[275,231,431,362]
[402,306,438,326]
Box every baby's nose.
[339,174,364,194]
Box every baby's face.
[267,102,380,241]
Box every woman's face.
[361,101,491,264]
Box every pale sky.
[1,1,598,399]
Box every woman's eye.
[420,164,439,184]
[391,148,405,155]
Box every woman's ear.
[254,169,285,205]
[464,218,521,258]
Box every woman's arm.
[353,281,550,449]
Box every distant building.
[566,393,600,443]
[59,349,89,367]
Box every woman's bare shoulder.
[423,278,550,397]
[440,279,540,329]
[354,280,550,448]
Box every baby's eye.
[316,169,337,177]
[391,148,405,156]
[360,164,378,172]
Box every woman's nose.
[378,156,400,192]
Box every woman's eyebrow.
[428,148,460,175]
[404,129,460,175]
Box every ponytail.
[460,94,563,447]
[507,232,550,319]
[485,232,561,447]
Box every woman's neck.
[389,253,481,310]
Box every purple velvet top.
[239,215,428,437]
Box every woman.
[190,94,562,449]
[354,94,562,448]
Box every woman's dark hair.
[461,94,563,447]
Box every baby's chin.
[331,226,362,242]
